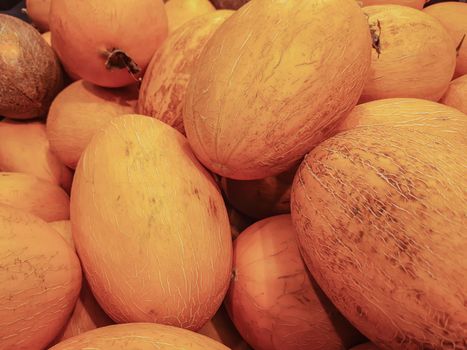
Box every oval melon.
[291,100,466,349]
[46,80,137,169]
[71,114,232,330]
[165,0,215,32]
[138,10,233,134]
[361,5,456,102]
[440,74,467,114]
[49,323,229,349]
[0,205,81,350]
[0,172,70,222]
[184,0,371,179]
[226,215,365,350]
[0,119,73,192]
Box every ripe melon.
[226,215,365,350]
[360,0,425,9]
[49,0,168,87]
[0,119,73,192]
[0,172,70,222]
[184,0,371,179]
[165,0,215,32]
[46,80,137,169]
[0,205,82,350]
[423,2,467,78]
[360,5,456,102]
[71,115,232,330]
[291,99,466,349]
[26,0,51,32]
[440,74,467,114]
[138,10,233,134]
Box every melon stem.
[104,49,142,81]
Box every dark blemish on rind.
[193,188,200,199]
[370,19,382,57]
[116,195,121,201]
[208,197,218,217]
[125,146,130,156]
[150,197,157,204]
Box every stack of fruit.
[0,0,465,349]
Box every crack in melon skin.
[291,100,466,350]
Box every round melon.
[71,114,232,330]
[138,10,233,134]
[0,205,82,350]
[0,172,70,222]
[184,0,371,180]
[0,120,73,192]
[360,5,456,102]
[49,220,74,248]
[360,0,425,9]
[26,0,51,32]
[50,323,229,349]
[49,0,168,87]
[165,0,215,32]
[46,80,137,169]
[440,74,467,114]
[209,0,250,9]
[0,14,63,119]
[291,100,466,349]
[226,215,365,350]
[423,2,467,78]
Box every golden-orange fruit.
[42,31,51,46]
[0,172,69,222]
[138,10,233,134]
[184,0,371,180]
[71,115,232,330]
[198,306,252,350]
[360,5,456,102]
[226,215,364,350]
[49,220,74,248]
[0,205,81,350]
[423,2,467,78]
[50,323,229,349]
[0,119,73,192]
[46,80,137,169]
[49,0,168,87]
[291,100,466,349]
[360,0,425,9]
[26,0,51,32]
[440,74,467,114]
[165,0,215,32]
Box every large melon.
[440,74,467,114]
[291,99,466,349]
[0,205,82,350]
[138,10,233,134]
[71,115,232,330]
[184,0,371,180]
[226,215,365,350]
[360,5,456,102]
[49,323,229,349]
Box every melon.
[360,0,425,9]
[71,115,232,330]
[165,0,215,32]
[184,0,371,179]
[423,2,467,78]
[291,99,466,349]
[440,74,467,114]
[0,14,63,119]
[138,10,233,134]
[42,31,51,46]
[226,215,365,350]
[0,205,81,350]
[50,323,229,349]
[209,0,250,9]
[0,172,70,222]
[49,0,168,87]
[26,0,51,32]
[46,80,137,169]
[360,5,456,102]
[0,120,73,192]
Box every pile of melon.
[0,0,465,349]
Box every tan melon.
[291,99,466,349]
[46,80,137,169]
[50,323,229,349]
[71,115,232,330]
[360,0,425,9]
[361,5,456,102]
[0,205,81,350]
[0,120,73,192]
[0,172,70,222]
[226,215,365,350]
[138,10,232,134]
[440,74,467,114]
[184,0,371,180]
[165,0,215,32]
[49,220,74,248]
[423,2,467,78]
